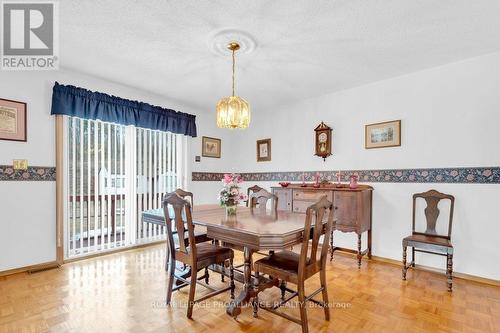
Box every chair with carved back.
[174,188,229,282]
[163,192,235,318]
[249,189,278,217]
[164,189,210,270]
[246,185,264,207]
[174,188,194,207]
[402,189,455,291]
[254,196,335,333]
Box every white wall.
[217,51,500,280]
[0,69,232,271]
[2,51,500,280]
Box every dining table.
[142,204,328,317]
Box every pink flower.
[483,169,492,177]
[236,175,243,183]
[450,170,459,177]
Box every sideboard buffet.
[271,184,373,267]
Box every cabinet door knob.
[334,206,338,210]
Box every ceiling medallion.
[208,29,257,57]
[215,41,251,129]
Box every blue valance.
[50,82,197,137]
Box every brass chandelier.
[216,42,251,129]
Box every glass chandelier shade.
[216,42,251,129]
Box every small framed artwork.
[0,98,27,142]
[365,120,401,149]
[256,138,271,162]
[202,136,221,158]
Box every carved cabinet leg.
[367,229,372,259]
[447,253,453,292]
[411,247,416,267]
[357,233,362,268]
[402,243,407,280]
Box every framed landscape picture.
[0,98,27,142]
[256,138,271,162]
[202,136,221,158]
[365,120,401,149]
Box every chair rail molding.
[192,166,500,184]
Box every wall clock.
[314,121,332,161]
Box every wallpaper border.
[0,165,56,181]
[192,167,500,184]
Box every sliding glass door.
[65,117,186,258]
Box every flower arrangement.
[218,173,247,215]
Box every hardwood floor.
[1,244,499,333]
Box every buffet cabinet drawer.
[293,189,332,202]
[272,188,293,212]
[292,200,314,213]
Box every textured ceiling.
[61,0,500,112]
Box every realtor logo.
[1,1,58,70]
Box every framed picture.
[202,136,221,158]
[256,138,271,162]
[365,120,401,149]
[0,98,27,142]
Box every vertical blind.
[67,117,186,258]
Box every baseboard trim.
[360,253,500,288]
[0,241,165,277]
[63,240,165,264]
[0,261,60,277]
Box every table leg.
[226,247,278,318]
[227,247,254,317]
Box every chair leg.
[253,271,259,318]
[220,242,225,283]
[204,267,209,284]
[320,269,330,321]
[187,266,197,319]
[411,247,415,267]
[229,257,235,300]
[402,244,407,280]
[279,280,287,301]
[329,229,334,262]
[165,243,170,272]
[298,281,309,333]
[252,296,259,318]
[166,256,176,305]
[447,254,453,292]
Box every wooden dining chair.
[402,189,455,291]
[254,196,335,333]
[163,192,235,318]
[249,189,278,217]
[164,189,210,270]
[246,185,263,207]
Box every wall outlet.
[195,156,201,162]
[13,159,28,170]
